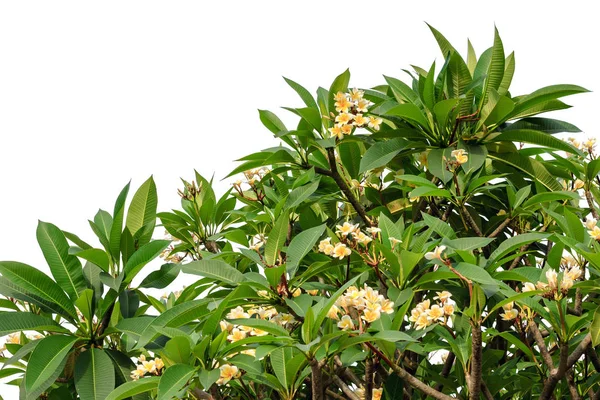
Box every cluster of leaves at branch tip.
[2,23,600,400]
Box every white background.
[0,0,598,396]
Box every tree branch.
[529,321,554,370]
[488,217,513,238]
[325,148,374,227]
[310,357,325,400]
[585,190,600,220]
[468,321,483,400]
[331,375,360,400]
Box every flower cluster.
[221,306,295,342]
[586,218,600,240]
[408,291,455,330]
[524,266,582,299]
[354,386,383,400]
[234,168,270,187]
[217,364,241,385]
[130,354,165,380]
[327,284,394,329]
[318,222,377,260]
[328,89,382,140]
[567,137,596,154]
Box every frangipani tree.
[1,25,599,400]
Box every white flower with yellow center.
[349,88,364,102]
[573,179,585,190]
[565,266,582,281]
[335,112,354,125]
[307,289,319,296]
[332,243,352,260]
[416,299,431,312]
[443,303,455,316]
[368,116,383,131]
[366,227,381,236]
[380,299,394,314]
[335,96,352,113]
[6,333,20,344]
[352,114,369,127]
[356,99,370,113]
[257,290,269,298]
[414,313,432,330]
[336,221,359,237]
[433,291,452,303]
[327,305,340,320]
[567,137,581,149]
[249,241,263,251]
[364,286,382,303]
[354,231,372,245]
[337,315,355,330]
[502,301,514,311]
[546,269,558,290]
[389,237,402,248]
[522,282,536,292]
[341,124,353,136]
[500,309,519,321]
[318,237,332,253]
[408,308,422,323]
[291,288,302,297]
[130,366,145,380]
[561,276,574,290]
[334,91,348,102]
[154,358,164,371]
[220,320,233,332]
[142,360,157,374]
[425,245,446,261]
[217,364,240,385]
[426,304,445,322]
[589,225,600,240]
[226,306,249,320]
[251,328,269,337]
[329,125,344,140]
[451,149,469,165]
[362,308,381,323]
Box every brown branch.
[326,148,374,227]
[468,321,483,400]
[566,369,580,400]
[191,388,214,400]
[481,381,495,400]
[434,352,456,392]
[326,389,349,400]
[442,204,454,222]
[585,190,600,220]
[508,225,549,270]
[488,217,513,238]
[310,357,325,400]
[539,334,591,399]
[461,205,483,237]
[334,355,362,386]
[529,321,554,370]
[365,356,374,400]
[331,376,360,400]
[363,342,454,400]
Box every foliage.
[1,26,599,400]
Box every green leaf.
[489,152,562,191]
[139,264,180,289]
[122,240,171,287]
[75,249,110,273]
[181,259,244,286]
[25,335,79,396]
[284,77,319,110]
[109,182,131,263]
[36,221,86,300]
[480,27,505,108]
[229,318,290,337]
[105,376,160,400]
[359,138,408,173]
[285,180,319,210]
[125,176,158,247]
[592,306,600,347]
[163,336,191,364]
[587,159,600,181]
[384,104,430,130]
[157,364,195,400]
[510,84,589,118]
[458,143,487,174]
[0,312,68,336]
[264,211,289,266]
[372,330,417,343]
[486,232,550,268]
[119,290,139,319]
[384,75,420,106]
[74,348,115,400]
[427,148,454,183]
[505,117,581,134]
[259,110,286,134]
[0,261,77,319]
[498,52,515,96]
[493,129,580,154]
[521,191,580,209]
[287,224,326,278]
[75,289,95,323]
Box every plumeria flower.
[354,231,372,245]
[217,364,241,385]
[415,313,432,330]
[426,305,445,322]
[332,243,351,259]
[546,269,558,290]
[327,305,340,320]
[337,315,355,330]
[249,241,264,251]
[329,125,344,140]
[425,245,446,261]
[356,99,370,113]
[434,291,452,303]
[227,328,247,342]
[588,225,600,240]
[573,179,585,190]
[389,237,402,248]
[291,288,302,297]
[336,222,359,236]
[335,112,354,125]
[443,303,455,316]
[368,116,383,131]
[500,308,519,321]
[335,96,352,113]
[380,299,394,314]
[522,282,536,292]
[352,114,369,127]
[568,137,582,150]
[451,149,469,165]
[220,320,233,332]
[334,91,348,102]
[565,265,582,281]
[226,306,249,319]
[362,308,381,323]
[349,88,364,102]
[366,227,381,235]
[561,276,574,290]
